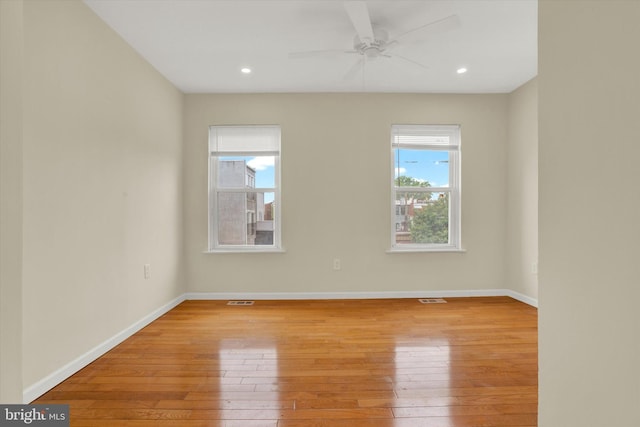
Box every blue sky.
[394,148,450,188]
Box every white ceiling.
[83,0,537,94]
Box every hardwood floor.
[35,297,538,426]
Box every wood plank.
[32,297,538,426]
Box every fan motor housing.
[353,27,389,57]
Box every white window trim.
[389,124,463,253]
[207,125,282,253]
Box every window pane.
[217,192,275,246]
[394,148,449,188]
[218,156,275,188]
[394,191,449,245]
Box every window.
[209,125,281,251]
[391,124,461,251]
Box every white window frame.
[390,124,462,252]
[208,125,282,253]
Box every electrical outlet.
[144,264,151,279]
[333,258,341,270]
[532,262,538,275]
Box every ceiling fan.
[288,1,461,81]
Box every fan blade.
[344,1,374,42]
[343,57,364,81]
[388,53,429,71]
[391,14,461,43]
[288,49,357,59]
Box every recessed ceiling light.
[457,67,468,74]
[240,67,252,74]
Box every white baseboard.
[23,294,186,403]
[186,289,538,305]
[23,289,537,403]
[505,289,539,307]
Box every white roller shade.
[391,124,460,150]
[210,125,280,154]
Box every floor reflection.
[218,339,281,419]
[394,339,452,419]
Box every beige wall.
[20,0,185,391]
[506,78,538,301]
[539,1,640,426]
[0,0,25,403]
[0,0,544,403]
[184,93,509,294]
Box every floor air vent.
[227,301,255,306]
[419,298,447,304]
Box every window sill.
[387,246,466,254]
[203,248,286,254]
